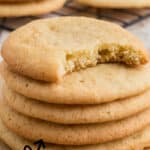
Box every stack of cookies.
[0,17,150,150]
[0,0,66,17]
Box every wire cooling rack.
[0,0,150,31]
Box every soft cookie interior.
[66,44,147,73]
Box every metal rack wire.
[0,0,150,31]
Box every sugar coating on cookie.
[2,17,149,81]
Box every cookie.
[77,0,150,8]
[0,119,150,150]
[0,0,66,17]
[1,99,150,145]
[1,17,149,82]
[3,85,150,124]
[0,0,35,3]
[1,62,150,104]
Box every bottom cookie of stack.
[0,97,150,150]
[0,118,150,150]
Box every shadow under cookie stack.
[0,17,150,150]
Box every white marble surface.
[127,17,150,50]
